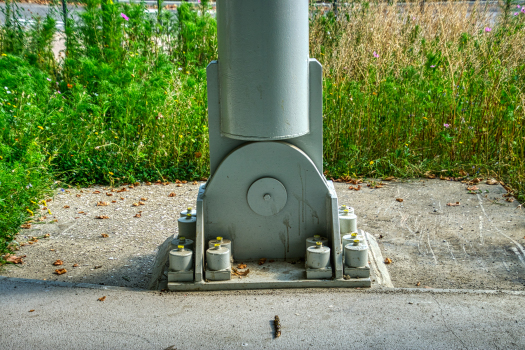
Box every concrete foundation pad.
[4,179,523,291]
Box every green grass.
[314,1,525,187]
[1,0,525,257]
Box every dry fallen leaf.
[506,197,515,202]
[446,202,460,207]
[5,254,25,264]
[175,180,181,184]
[486,178,498,185]
[44,234,50,238]
[396,198,403,202]
[467,186,479,191]
[182,180,188,184]
[98,296,106,302]
[145,182,152,186]
[97,201,109,206]
[101,233,109,238]
[111,189,117,192]
[21,223,31,229]
[106,193,113,197]
[459,170,467,176]
[339,175,351,182]
[176,184,182,187]
[426,173,436,179]
[237,263,247,269]
[29,310,35,312]
[383,176,395,181]
[73,264,79,267]
[120,197,124,200]
[162,182,170,186]
[54,268,67,275]
[232,267,250,276]
[384,258,392,264]
[92,191,101,194]
[76,194,81,197]
[168,193,176,197]
[94,265,102,269]
[111,200,116,203]
[63,205,70,209]
[134,213,141,218]
[140,198,147,201]
[416,281,421,286]
[78,211,85,214]
[132,203,139,207]
[192,181,198,185]
[134,182,140,186]
[95,215,109,219]
[53,259,63,266]
[138,201,145,206]
[128,185,134,189]
[258,258,267,265]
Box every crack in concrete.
[431,293,469,350]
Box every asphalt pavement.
[1,276,524,349]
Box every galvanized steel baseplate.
[167,261,371,291]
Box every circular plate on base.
[247,177,287,216]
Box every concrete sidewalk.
[1,277,524,350]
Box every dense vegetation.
[1,0,524,257]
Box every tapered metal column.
[216,0,310,141]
